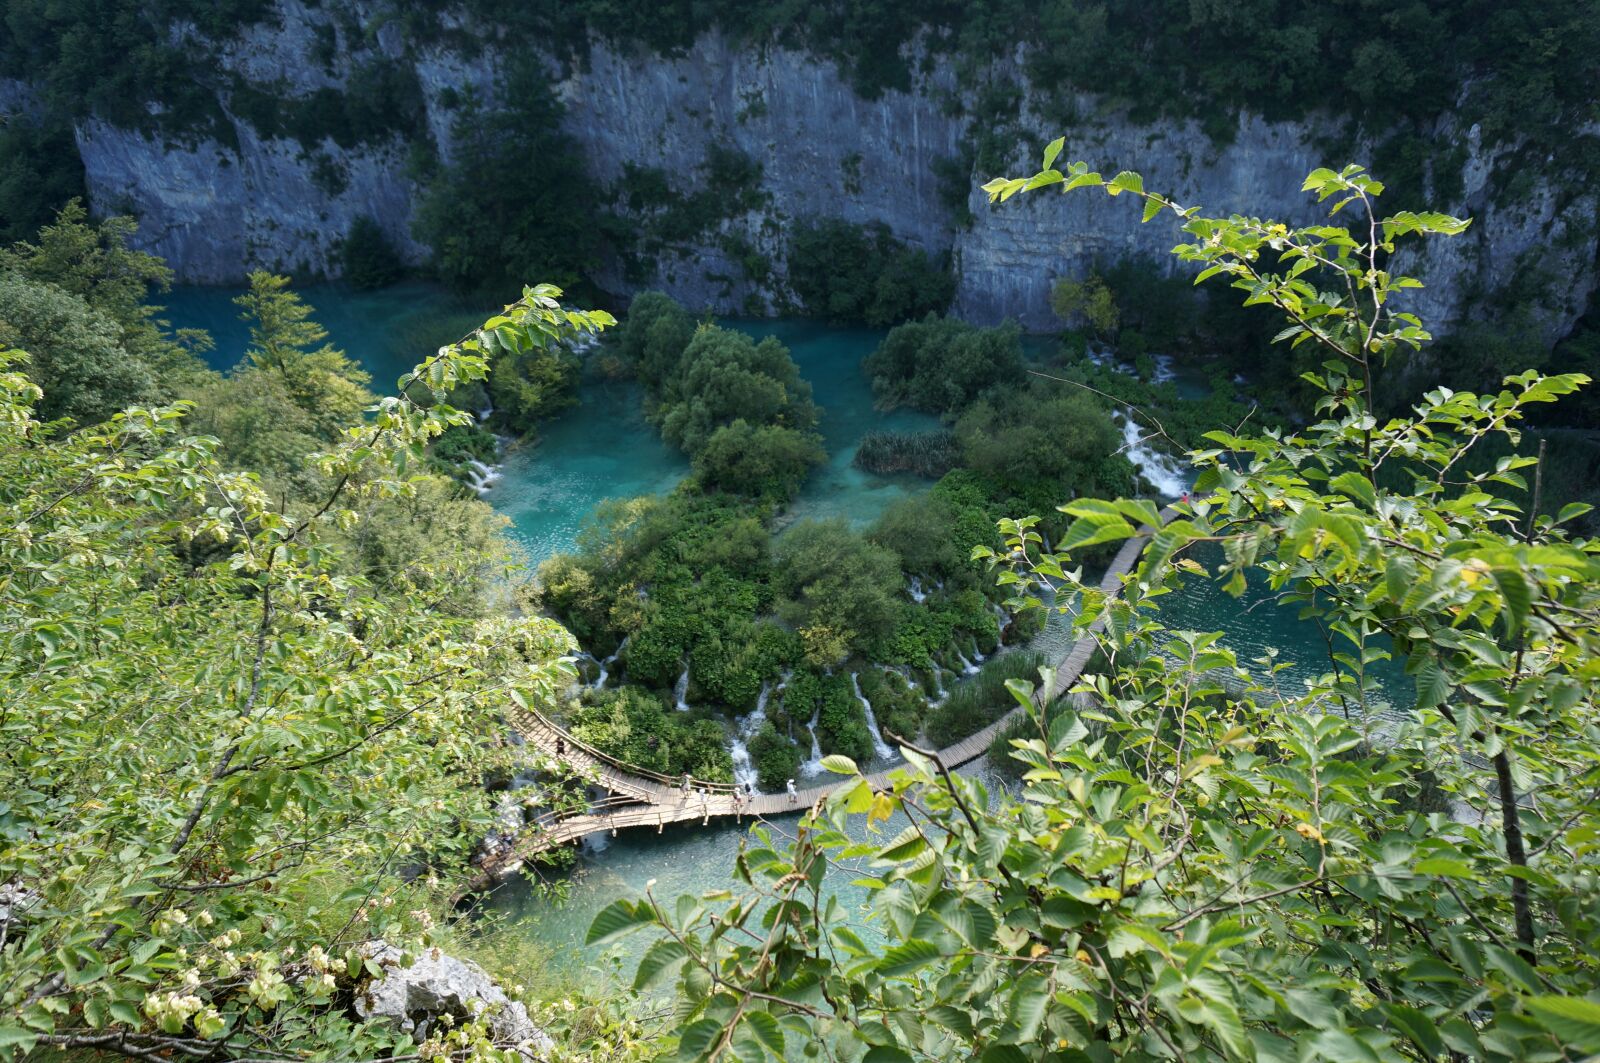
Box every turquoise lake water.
[162,282,1409,980]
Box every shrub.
[863,315,1021,414]
[692,420,825,500]
[925,651,1043,747]
[339,215,405,290]
[852,429,958,477]
[786,219,953,327]
[747,722,802,792]
[774,520,903,662]
[654,324,818,455]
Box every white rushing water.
[728,682,771,790]
[954,650,980,676]
[592,636,629,690]
[673,664,691,712]
[463,458,503,495]
[799,723,826,778]
[907,576,927,604]
[850,673,897,762]
[1117,412,1189,498]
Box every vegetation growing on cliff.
[786,219,954,326]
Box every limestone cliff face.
[57,9,1597,342]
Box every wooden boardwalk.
[471,511,1167,889]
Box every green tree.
[774,519,902,664]
[412,60,598,295]
[0,271,158,424]
[601,159,1600,1061]
[786,218,953,327]
[863,315,1022,414]
[233,271,374,437]
[618,289,696,394]
[338,214,405,290]
[0,284,616,1059]
[692,420,825,500]
[654,325,818,455]
[953,379,1132,500]
[1049,271,1120,338]
[0,118,85,245]
[0,201,209,415]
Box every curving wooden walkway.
[469,511,1169,890]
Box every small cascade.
[850,673,896,762]
[593,636,629,689]
[674,664,691,712]
[955,649,980,676]
[728,682,771,790]
[1117,412,1188,498]
[907,576,927,604]
[928,665,949,703]
[463,458,503,495]
[799,723,825,778]
[1151,353,1177,383]
[568,650,598,687]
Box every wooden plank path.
[470,510,1170,890]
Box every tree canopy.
[596,156,1600,1062]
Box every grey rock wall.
[57,7,1598,342]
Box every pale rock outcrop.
[356,940,553,1055]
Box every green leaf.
[1108,171,1145,197]
[633,938,689,992]
[1413,856,1478,879]
[1041,137,1065,170]
[878,939,942,977]
[586,898,653,946]
[676,1017,726,1059]
[819,754,858,775]
[1380,1003,1445,1058]
[743,1011,785,1056]
[862,1047,914,1063]
[1525,996,1600,1053]
[1330,471,1376,508]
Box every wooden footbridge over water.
[469,511,1166,891]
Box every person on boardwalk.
[554,736,565,758]
[680,772,691,803]
[786,778,797,805]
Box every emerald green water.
[163,283,1409,982]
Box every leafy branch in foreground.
[0,286,613,1060]
[596,159,1600,1061]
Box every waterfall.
[463,458,503,495]
[851,673,896,762]
[907,576,927,604]
[799,723,825,778]
[593,636,629,689]
[1117,412,1188,498]
[728,682,770,790]
[1151,353,1177,383]
[954,650,980,676]
[929,665,949,703]
[674,664,691,712]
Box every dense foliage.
[0,283,618,1059]
[786,219,953,327]
[598,157,1600,1063]
[0,118,85,245]
[863,315,1022,414]
[412,59,598,296]
[338,215,406,291]
[618,291,827,500]
[566,687,735,781]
